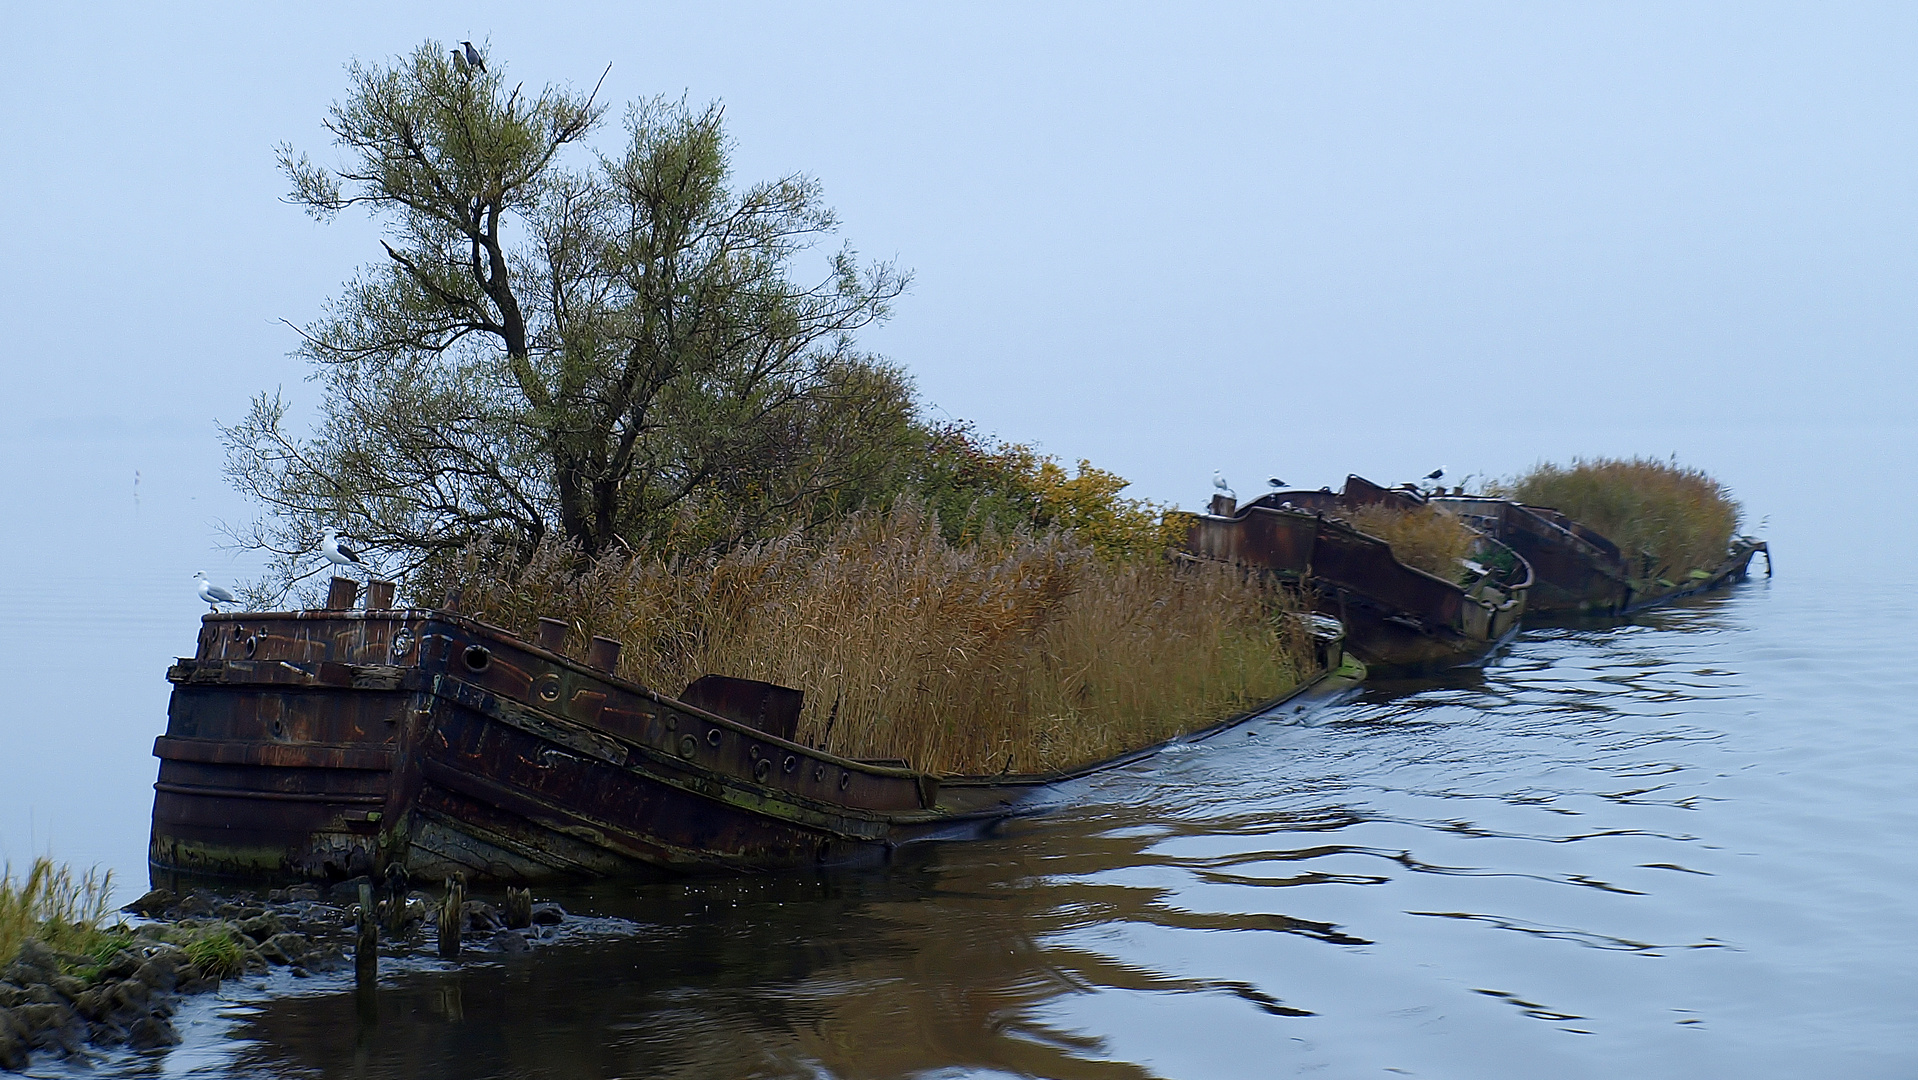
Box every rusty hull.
[153,609,964,883]
[151,595,1350,885]
[1427,495,1769,616]
[1184,476,1531,674]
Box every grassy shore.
[449,500,1319,775]
[1498,458,1741,581]
[0,858,121,976]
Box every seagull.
[322,530,366,569]
[1423,468,1445,482]
[1267,477,1287,489]
[460,41,486,73]
[194,571,237,612]
[1212,471,1234,498]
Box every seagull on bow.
[1267,477,1287,489]
[1212,471,1234,499]
[194,571,237,612]
[322,530,366,569]
[460,41,486,73]
[1423,468,1445,482]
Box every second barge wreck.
[1182,476,1534,674]
[1424,492,1770,616]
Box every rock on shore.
[1,883,571,1072]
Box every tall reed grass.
[446,500,1317,775]
[1341,503,1479,582]
[0,857,116,967]
[1498,457,1741,579]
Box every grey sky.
[6,3,1913,493]
[2,3,1913,876]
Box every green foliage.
[0,857,116,970]
[180,930,246,980]
[908,425,1180,562]
[1496,457,1742,581]
[228,42,908,600]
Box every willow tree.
[226,41,911,596]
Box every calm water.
[4,424,1914,1078]
[19,572,1916,1079]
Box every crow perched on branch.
[460,41,486,73]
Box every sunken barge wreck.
[149,578,1356,886]
[1423,492,1770,616]
[1182,476,1534,674]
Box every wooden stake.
[437,872,467,959]
[355,881,378,987]
[504,886,532,930]
[382,863,410,935]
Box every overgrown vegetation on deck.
[443,500,1318,775]
[1341,503,1479,582]
[1497,457,1741,580]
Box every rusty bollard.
[382,863,410,936]
[504,886,532,930]
[355,881,378,987]
[437,872,467,959]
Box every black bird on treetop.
[460,41,486,73]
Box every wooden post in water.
[381,863,409,936]
[355,881,378,987]
[504,886,532,930]
[437,872,466,959]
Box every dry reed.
[449,500,1317,775]
[0,857,115,967]
[1500,458,1741,579]
[1342,503,1479,582]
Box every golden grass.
[0,857,116,968]
[450,500,1318,775]
[1498,458,1741,580]
[1342,503,1479,582]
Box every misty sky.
[2,3,1914,873]
[7,3,1914,496]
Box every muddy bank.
[0,881,569,1073]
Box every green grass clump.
[453,499,1318,775]
[180,930,246,979]
[1498,457,1741,581]
[1342,504,1480,582]
[0,857,118,971]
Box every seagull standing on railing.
[194,571,237,612]
[1213,471,1235,499]
[1267,477,1287,490]
[322,530,366,570]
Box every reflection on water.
[41,580,1918,1079]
